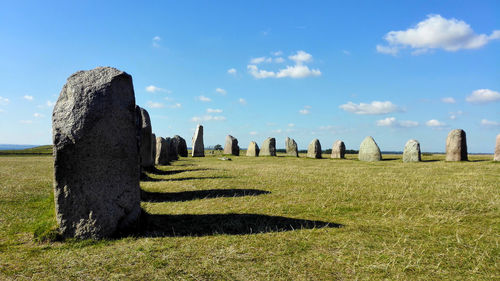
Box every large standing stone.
[246,141,260,156]
[403,139,421,162]
[260,137,276,156]
[359,136,382,162]
[224,135,240,156]
[494,134,500,161]
[192,125,204,157]
[155,137,169,165]
[151,133,156,161]
[331,140,346,159]
[166,137,178,161]
[172,135,188,157]
[285,137,299,157]
[446,129,468,161]
[138,107,154,169]
[52,67,141,239]
[307,139,322,159]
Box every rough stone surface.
[260,137,276,156]
[285,137,299,157]
[403,139,421,162]
[52,67,141,239]
[446,129,468,161]
[138,107,154,168]
[307,139,322,159]
[224,135,240,156]
[166,137,178,161]
[495,134,500,161]
[331,140,345,159]
[155,137,169,165]
[151,133,156,162]
[358,136,382,162]
[172,135,188,157]
[246,141,260,156]
[192,125,204,157]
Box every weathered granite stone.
[138,107,154,169]
[403,139,421,162]
[331,140,345,159]
[494,134,500,161]
[172,135,188,157]
[192,125,204,157]
[52,67,141,239]
[446,129,468,161]
[155,137,169,165]
[246,141,260,156]
[307,139,322,159]
[260,137,276,156]
[285,137,299,157]
[166,137,178,161]
[151,133,156,161]
[224,135,240,156]
[358,136,382,162]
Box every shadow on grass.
[141,188,270,202]
[141,173,231,182]
[134,212,342,237]
[145,167,215,176]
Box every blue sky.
[0,1,499,152]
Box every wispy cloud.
[207,108,222,113]
[146,101,165,109]
[197,95,212,102]
[480,119,500,127]
[376,117,418,127]
[466,89,500,104]
[152,36,161,48]
[238,98,247,105]
[227,68,237,75]
[247,50,321,79]
[426,119,446,127]
[249,131,258,135]
[340,101,401,115]
[169,103,182,109]
[191,115,226,122]
[0,96,9,105]
[33,113,44,118]
[441,97,456,104]
[23,95,34,101]
[146,85,170,93]
[19,120,33,124]
[215,88,227,95]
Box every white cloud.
[238,98,247,105]
[197,95,212,102]
[207,108,222,113]
[33,113,44,118]
[272,129,283,134]
[169,103,182,109]
[449,110,464,120]
[276,64,321,78]
[377,14,500,55]
[339,101,401,115]
[249,131,258,135]
[272,51,283,56]
[466,89,500,104]
[250,56,272,64]
[441,97,456,104]
[426,119,446,127]
[215,88,227,95]
[247,50,321,79]
[274,57,285,63]
[23,95,34,101]
[376,117,396,127]
[480,119,500,127]
[288,123,295,127]
[46,101,55,107]
[247,65,276,79]
[0,96,9,105]
[146,101,165,109]
[377,117,419,127]
[152,36,161,47]
[289,50,312,64]
[227,68,237,75]
[146,85,169,93]
[299,109,310,115]
[191,115,226,122]
[304,105,312,109]
[19,120,33,124]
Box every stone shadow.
[141,188,270,202]
[141,174,232,182]
[146,167,214,176]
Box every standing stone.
[285,137,299,157]
[166,137,178,161]
[172,135,188,157]
[224,135,240,156]
[494,134,500,161]
[151,133,156,161]
[138,107,154,169]
[359,136,382,162]
[155,137,169,165]
[260,137,276,156]
[403,139,421,162]
[446,129,468,161]
[307,139,322,159]
[331,140,346,159]
[192,125,204,157]
[52,67,141,239]
[246,141,260,157]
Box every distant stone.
[166,137,178,161]
[495,134,500,161]
[446,129,468,161]
[155,137,169,165]
[151,133,156,161]
[331,140,345,159]
[285,137,299,157]
[172,135,188,157]
[192,125,204,157]
[403,139,421,162]
[359,136,382,162]
[246,141,260,157]
[260,137,276,156]
[52,67,141,239]
[138,107,154,169]
[307,139,322,159]
[224,135,240,156]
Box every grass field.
[0,149,498,280]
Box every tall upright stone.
[307,139,322,159]
[138,107,154,169]
[172,135,188,157]
[224,135,240,156]
[331,140,346,159]
[192,125,204,157]
[446,129,468,161]
[403,139,421,162]
[494,134,500,161]
[52,67,141,239]
[155,137,169,165]
[260,137,276,156]
[151,133,156,161]
[166,137,178,161]
[285,137,299,157]
[246,141,260,157]
[359,136,382,162]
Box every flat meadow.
[0,150,498,280]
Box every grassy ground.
[0,151,498,280]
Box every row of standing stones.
[52,67,500,239]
